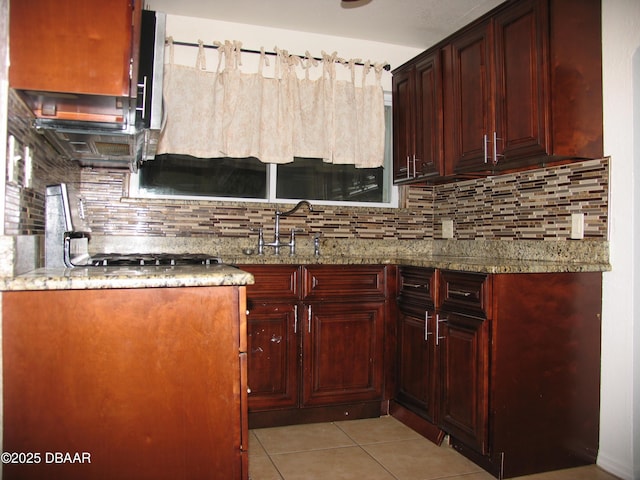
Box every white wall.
[600,1,639,479]
[164,15,424,91]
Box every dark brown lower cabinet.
[246,302,299,411]
[240,264,390,428]
[396,309,438,419]
[393,268,602,479]
[303,301,385,406]
[439,313,489,455]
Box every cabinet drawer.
[303,265,386,300]
[238,265,300,301]
[398,266,436,312]
[439,271,489,318]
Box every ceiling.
[144,0,504,49]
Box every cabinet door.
[9,0,137,97]
[302,301,385,406]
[396,309,439,423]
[448,20,494,173]
[392,66,415,182]
[3,287,246,480]
[439,313,490,455]
[414,52,443,179]
[493,0,549,167]
[247,303,299,411]
[393,52,443,183]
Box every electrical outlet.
[442,219,454,239]
[571,213,584,240]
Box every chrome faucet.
[258,200,313,255]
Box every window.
[130,99,396,207]
[137,155,267,199]
[276,158,385,203]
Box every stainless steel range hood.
[28,11,166,172]
[34,118,157,172]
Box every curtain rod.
[168,40,391,71]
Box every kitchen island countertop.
[0,263,255,291]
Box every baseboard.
[597,452,634,480]
[248,401,384,429]
[389,401,445,446]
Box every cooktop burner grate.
[88,253,223,267]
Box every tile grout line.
[333,420,488,480]
[333,421,402,480]
[249,431,285,480]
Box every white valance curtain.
[157,40,387,168]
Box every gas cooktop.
[88,253,223,267]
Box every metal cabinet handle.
[403,283,425,289]
[294,304,298,333]
[412,155,417,177]
[425,311,432,341]
[136,75,148,119]
[406,156,411,179]
[483,134,488,164]
[307,305,312,333]
[493,131,504,165]
[436,313,447,346]
[448,289,472,297]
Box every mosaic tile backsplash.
[432,159,609,240]
[75,157,609,242]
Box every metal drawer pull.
[308,305,312,333]
[435,314,447,346]
[493,131,504,165]
[294,304,298,333]
[404,283,425,289]
[483,134,488,164]
[425,311,432,341]
[449,289,473,297]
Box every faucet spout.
[261,201,313,256]
[277,200,313,217]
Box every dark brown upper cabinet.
[393,0,603,183]
[392,50,443,183]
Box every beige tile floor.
[249,416,620,480]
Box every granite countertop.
[224,253,609,274]
[0,238,611,291]
[0,264,254,292]
[223,237,611,273]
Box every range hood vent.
[94,142,131,156]
[36,123,149,171]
